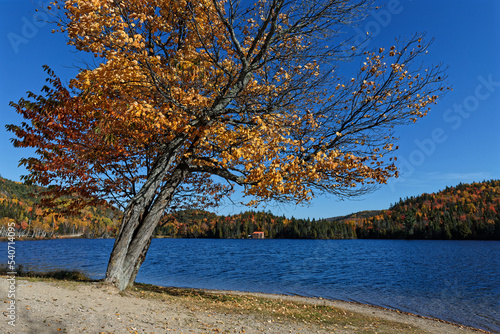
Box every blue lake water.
[3,238,499,333]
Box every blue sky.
[1,0,499,220]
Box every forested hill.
[156,209,357,239]
[0,176,121,239]
[1,176,499,240]
[325,210,382,223]
[159,180,500,240]
[355,180,500,240]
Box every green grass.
[0,265,93,282]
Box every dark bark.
[105,164,186,291]
[128,233,154,286]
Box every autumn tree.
[8,0,448,290]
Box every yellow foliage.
[10,1,448,212]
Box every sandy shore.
[0,278,490,334]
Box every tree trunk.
[128,233,154,285]
[105,166,186,291]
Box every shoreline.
[205,289,495,333]
[1,277,494,334]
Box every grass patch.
[132,283,242,302]
[129,283,421,334]
[0,265,93,282]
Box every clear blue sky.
[1,0,499,219]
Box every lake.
[3,238,499,333]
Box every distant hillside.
[2,176,498,240]
[156,209,356,239]
[325,210,382,223]
[158,180,500,240]
[0,177,45,203]
[355,180,500,239]
[0,177,121,239]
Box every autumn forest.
[1,177,498,240]
[0,177,121,239]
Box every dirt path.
[0,278,490,334]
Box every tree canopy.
[8,0,449,290]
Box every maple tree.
[8,0,449,290]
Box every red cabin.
[251,231,265,239]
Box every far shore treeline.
[1,177,499,240]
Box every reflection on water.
[3,238,499,333]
